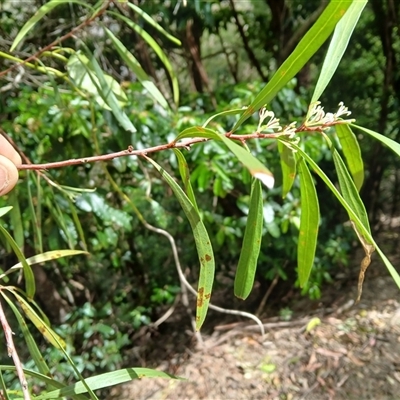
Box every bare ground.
[111,234,400,400]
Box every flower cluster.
[305,101,354,127]
[257,102,354,139]
[257,108,297,139]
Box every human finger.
[0,135,22,166]
[0,155,19,196]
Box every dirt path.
[112,257,400,399]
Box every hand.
[0,135,21,196]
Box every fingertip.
[0,155,19,196]
[0,135,21,165]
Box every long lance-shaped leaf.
[297,157,320,287]
[67,52,128,110]
[3,250,88,279]
[278,138,400,292]
[145,156,214,330]
[10,0,93,51]
[104,27,170,109]
[0,370,10,400]
[351,124,400,157]
[175,127,274,188]
[8,190,24,250]
[9,289,98,399]
[311,1,367,103]
[35,368,182,399]
[202,108,244,128]
[232,1,353,131]
[1,293,51,377]
[278,141,296,198]
[336,124,364,191]
[27,171,43,253]
[106,14,179,106]
[331,144,372,299]
[74,47,136,133]
[9,290,66,350]
[173,149,199,212]
[0,366,88,400]
[331,145,370,236]
[126,3,181,45]
[0,51,63,76]
[0,226,35,298]
[234,179,263,299]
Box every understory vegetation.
[0,0,399,398]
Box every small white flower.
[335,102,352,118]
[258,108,282,132]
[282,121,297,138]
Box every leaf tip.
[254,172,274,189]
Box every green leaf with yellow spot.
[145,156,214,331]
[11,291,66,350]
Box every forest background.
[0,0,399,398]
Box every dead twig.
[0,298,30,400]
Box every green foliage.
[0,0,399,397]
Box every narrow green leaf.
[234,179,263,299]
[0,206,12,218]
[0,366,88,400]
[278,141,296,198]
[351,124,400,157]
[10,0,93,51]
[0,226,35,298]
[175,127,274,188]
[335,124,364,191]
[68,199,88,252]
[5,250,88,278]
[1,293,51,377]
[278,138,400,292]
[125,3,181,45]
[175,126,217,141]
[106,14,179,107]
[27,171,43,253]
[10,290,67,350]
[0,369,10,400]
[104,27,170,108]
[72,48,136,133]
[297,157,320,287]
[173,149,199,212]
[331,147,370,236]
[202,108,244,128]
[35,368,181,399]
[232,1,353,131]
[311,1,367,103]
[8,190,24,250]
[67,52,128,109]
[145,157,214,331]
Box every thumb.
[0,155,19,196]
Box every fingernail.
[0,165,9,194]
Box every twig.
[255,268,282,316]
[150,222,266,337]
[0,298,30,400]
[0,1,111,78]
[16,132,282,171]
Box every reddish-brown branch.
[0,297,30,400]
[0,1,112,78]
[16,132,283,171]
[15,120,351,172]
